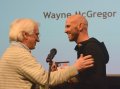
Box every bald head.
[66,14,88,28]
[65,14,89,43]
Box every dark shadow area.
[107,74,120,89]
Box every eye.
[65,25,70,28]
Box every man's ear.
[22,31,28,39]
[77,23,83,32]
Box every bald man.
[65,14,109,89]
[52,14,109,89]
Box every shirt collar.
[11,41,31,52]
[74,44,82,51]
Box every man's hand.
[51,62,58,71]
[74,54,94,71]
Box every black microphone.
[46,48,57,62]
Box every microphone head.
[46,48,57,62]
[50,48,57,55]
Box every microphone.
[46,48,57,62]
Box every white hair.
[9,18,39,42]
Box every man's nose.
[64,29,68,33]
[36,37,40,42]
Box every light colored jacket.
[0,42,77,89]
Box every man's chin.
[30,47,35,50]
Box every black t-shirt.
[51,38,109,89]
